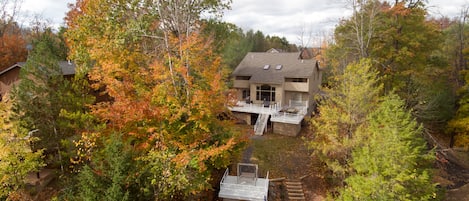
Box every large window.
[256,85,275,102]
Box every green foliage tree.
[0,96,44,199]
[338,93,436,200]
[327,0,454,128]
[77,132,132,201]
[308,59,382,183]
[11,29,75,171]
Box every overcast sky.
[19,0,469,46]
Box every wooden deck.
[218,166,269,201]
[229,101,307,125]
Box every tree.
[326,0,383,75]
[0,96,44,200]
[77,132,133,201]
[0,0,27,71]
[338,93,436,200]
[308,59,382,183]
[444,7,469,148]
[66,0,243,199]
[448,69,469,149]
[11,29,74,171]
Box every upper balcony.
[233,76,251,88]
[284,78,309,92]
[233,80,250,88]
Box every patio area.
[229,101,307,125]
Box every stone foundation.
[273,122,301,136]
[232,112,252,125]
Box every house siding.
[0,67,20,98]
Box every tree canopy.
[65,0,244,199]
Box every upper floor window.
[236,76,251,80]
[285,78,307,83]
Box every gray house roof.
[232,52,319,85]
[0,61,76,76]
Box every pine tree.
[338,93,436,200]
[10,29,72,170]
[77,132,132,201]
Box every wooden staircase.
[254,113,269,135]
[284,179,305,200]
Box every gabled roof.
[0,61,76,76]
[232,52,318,84]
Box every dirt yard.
[235,124,328,201]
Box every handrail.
[220,168,229,185]
[264,171,270,196]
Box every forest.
[0,0,468,200]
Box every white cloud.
[16,0,469,44]
[20,0,75,29]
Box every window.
[263,64,270,70]
[275,64,282,70]
[285,78,308,83]
[256,85,275,102]
[236,76,251,80]
[242,89,250,99]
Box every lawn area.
[246,132,313,179]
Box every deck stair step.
[254,113,269,135]
[284,179,306,201]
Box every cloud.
[222,0,352,46]
[16,0,469,44]
[222,0,468,46]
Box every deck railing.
[264,171,270,198]
[220,168,229,187]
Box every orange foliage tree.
[0,23,27,71]
[66,0,243,199]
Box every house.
[0,61,76,101]
[229,50,322,136]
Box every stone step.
[289,196,306,200]
[286,184,303,188]
[288,192,305,196]
[285,181,302,186]
[286,188,303,193]
[285,179,305,200]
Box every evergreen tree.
[338,93,436,200]
[11,29,72,170]
[77,132,132,201]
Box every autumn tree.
[0,0,27,71]
[337,93,436,200]
[444,7,469,148]
[66,0,243,199]
[328,0,454,127]
[0,96,44,200]
[308,59,382,184]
